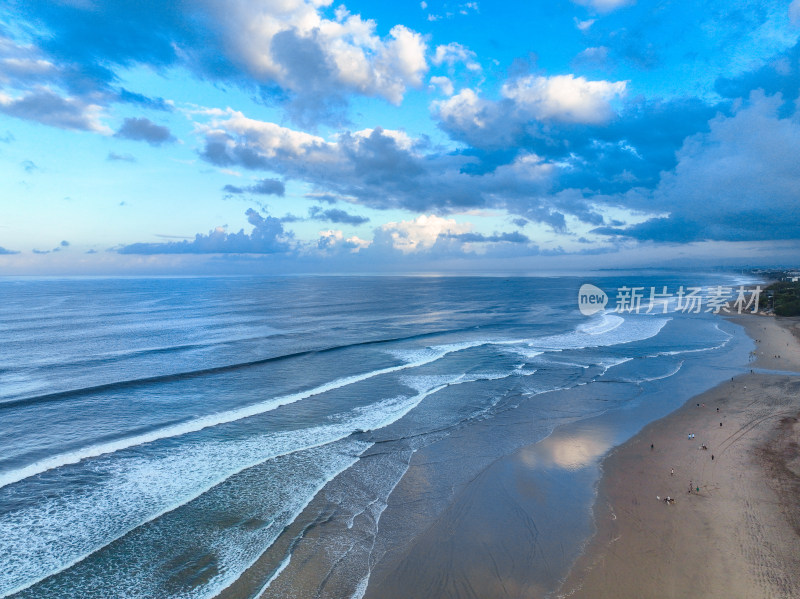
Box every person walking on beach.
[671,468,674,476]
[689,480,693,494]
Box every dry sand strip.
[558,315,800,599]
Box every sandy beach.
[559,314,800,599]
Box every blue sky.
[1,0,799,274]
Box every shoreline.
[357,312,753,599]
[237,309,781,599]
[558,314,800,598]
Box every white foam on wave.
[4,322,660,492]
[501,346,545,360]
[513,367,538,376]
[340,459,411,599]
[523,356,592,369]
[0,343,479,491]
[650,336,731,358]
[595,357,634,376]
[527,315,670,353]
[164,441,366,599]
[634,360,685,383]
[384,339,490,365]
[0,384,449,598]
[399,364,539,397]
[577,313,624,335]
[350,574,370,599]
[252,554,292,597]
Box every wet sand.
[559,315,800,599]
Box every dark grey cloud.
[368,221,540,261]
[309,207,370,225]
[118,88,172,112]
[30,240,71,254]
[269,28,348,127]
[307,193,340,204]
[0,88,106,131]
[115,117,175,146]
[118,208,291,254]
[0,246,19,255]
[593,217,703,243]
[222,178,285,196]
[250,178,285,195]
[446,231,530,243]
[556,97,719,193]
[199,123,559,227]
[0,19,175,131]
[201,135,274,170]
[434,87,719,196]
[596,91,800,242]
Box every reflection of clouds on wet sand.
[518,425,615,471]
[363,424,604,599]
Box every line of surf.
[0,438,369,599]
[1,380,453,597]
[0,343,479,491]
[0,327,478,409]
[168,385,450,599]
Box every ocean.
[0,274,755,598]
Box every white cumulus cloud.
[378,215,471,253]
[429,76,454,96]
[317,229,371,252]
[432,88,488,129]
[432,42,481,71]
[501,74,627,124]
[210,0,428,105]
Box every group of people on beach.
[657,402,723,504]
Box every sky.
[1,0,800,275]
